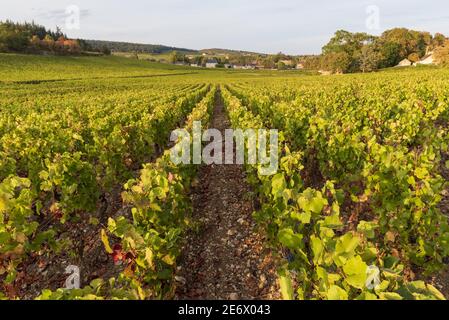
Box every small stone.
[195,288,203,295]
[259,274,267,289]
[229,293,239,300]
[175,276,186,284]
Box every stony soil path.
[175,91,280,300]
[429,152,449,298]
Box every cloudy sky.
[2,0,449,54]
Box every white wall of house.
[397,59,412,67]
[417,55,434,65]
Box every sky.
[2,0,449,55]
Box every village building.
[397,58,412,67]
[416,52,434,65]
[205,59,218,68]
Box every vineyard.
[1,53,449,300]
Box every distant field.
[0,53,316,83]
[112,51,192,63]
[112,51,174,62]
[0,53,197,82]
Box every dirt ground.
[175,93,280,300]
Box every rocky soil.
[175,92,280,300]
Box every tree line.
[0,20,109,55]
[2,21,449,72]
[84,40,195,55]
[302,28,448,73]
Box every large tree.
[377,41,402,68]
[322,30,377,55]
[0,20,75,54]
[380,28,432,58]
[358,45,382,72]
[322,30,377,72]
[0,23,29,51]
[169,51,186,64]
[321,51,352,73]
[434,40,449,66]
[310,28,446,73]
[431,33,447,50]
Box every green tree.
[0,24,29,52]
[302,55,322,70]
[434,40,449,66]
[102,46,111,55]
[432,33,447,49]
[408,52,420,63]
[277,61,286,70]
[358,45,382,72]
[262,56,275,69]
[321,51,352,73]
[380,28,432,59]
[377,41,401,68]
[42,34,55,51]
[322,30,377,72]
[169,51,179,64]
[323,30,376,55]
[193,55,202,65]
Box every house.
[416,52,434,65]
[190,63,200,67]
[224,64,233,69]
[296,63,305,69]
[397,59,412,67]
[205,59,218,68]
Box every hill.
[84,42,267,57]
[0,53,196,82]
[199,48,266,56]
[83,39,198,55]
